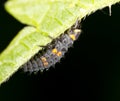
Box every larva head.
[68,29,82,41]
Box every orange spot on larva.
[41,56,48,67]
[69,34,76,40]
[52,48,58,54]
[57,51,62,57]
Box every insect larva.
[21,20,82,73]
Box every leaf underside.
[0,0,120,84]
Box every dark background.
[0,0,120,101]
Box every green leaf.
[0,0,120,85]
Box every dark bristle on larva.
[21,20,82,73]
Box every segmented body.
[22,20,81,72]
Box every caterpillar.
[21,20,82,73]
